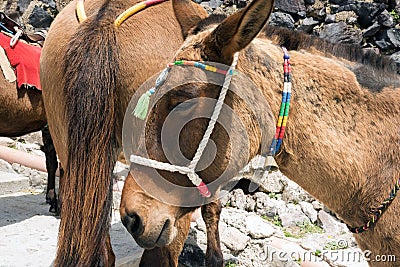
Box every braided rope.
[130,53,240,197]
[130,155,193,174]
[188,53,239,170]
[348,178,400,233]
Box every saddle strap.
[0,47,16,82]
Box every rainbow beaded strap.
[263,47,292,171]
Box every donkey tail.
[55,2,119,266]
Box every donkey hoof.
[48,198,59,214]
[206,253,223,267]
[46,190,60,215]
[46,189,55,203]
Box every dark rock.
[355,2,386,28]
[236,0,247,8]
[268,12,295,29]
[179,241,206,266]
[299,17,320,32]
[387,28,400,47]
[388,0,399,9]
[378,10,395,27]
[18,0,31,14]
[28,6,53,29]
[275,0,306,14]
[329,4,340,13]
[319,22,363,44]
[41,0,56,9]
[306,6,325,20]
[390,51,400,73]
[318,8,326,18]
[363,21,381,37]
[390,51,400,62]
[223,0,234,6]
[375,38,391,50]
[329,0,349,4]
[338,3,357,13]
[297,10,307,18]
[304,0,315,5]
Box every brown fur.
[40,0,208,265]
[0,82,46,137]
[0,48,59,213]
[121,0,400,265]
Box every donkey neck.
[239,38,400,226]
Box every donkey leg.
[41,125,59,214]
[139,211,193,267]
[202,200,223,267]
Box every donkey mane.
[192,15,399,91]
[262,26,400,91]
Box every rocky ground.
[179,159,370,267]
[0,133,370,267]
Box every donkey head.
[120,0,275,249]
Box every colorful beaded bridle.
[129,48,292,198]
[130,53,241,198]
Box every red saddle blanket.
[0,32,41,90]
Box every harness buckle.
[265,155,279,172]
[10,28,22,48]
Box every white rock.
[259,171,286,193]
[279,203,310,227]
[282,178,314,203]
[195,218,206,233]
[221,226,250,252]
[318,210,347,235]
[300,201,318,223]
[0,137,15,147]
[0,159,15,173]
[221,207,248,233]
[245,214,275,238]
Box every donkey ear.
[205,0,274,61]
[173,0,208,38]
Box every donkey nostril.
[122,212,142,237]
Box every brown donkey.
[40,0,208,265]
[120,0,400,265]
[0,20,58,212]
[0,81,58,214]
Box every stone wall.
[0,0,75,33]
[1,0,400,60]
[204,0,400,70]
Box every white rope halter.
[130,52,240,197]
